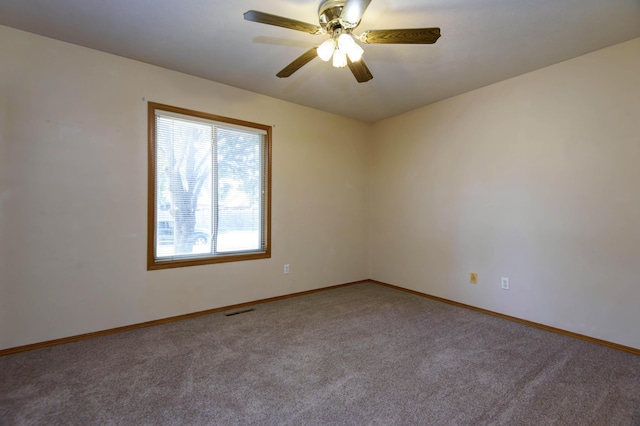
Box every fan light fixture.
[338,33,364,62]
[332,48,348,68]
[318,33,363,67]
[317,39,336,61]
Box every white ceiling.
[1,0,639,122]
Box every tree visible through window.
[148,103,271,269]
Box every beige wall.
[0,26,370,350]
[370,37,640,349]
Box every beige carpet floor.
[1,282,639,425]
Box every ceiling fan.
[244,0,441,83]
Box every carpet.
[1,282,639,425]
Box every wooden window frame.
[147,102,272,270]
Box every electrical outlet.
[470,272,478,284]
[284,264,290,274]
[501,277,510,290]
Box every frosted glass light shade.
[332,48,347,68]
[317,39,336,61]
[338,33,364,62]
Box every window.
[148,102,271,270]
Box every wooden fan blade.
[360,28,441,44]
[276,48,318,78]
[244,10,322,34]
[347,58,373,83]
[341,0,373,26]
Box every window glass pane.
[216,127,262,253]
[155,115,213,259]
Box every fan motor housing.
[318,0,350,31]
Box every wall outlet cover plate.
[501,277,510,290]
